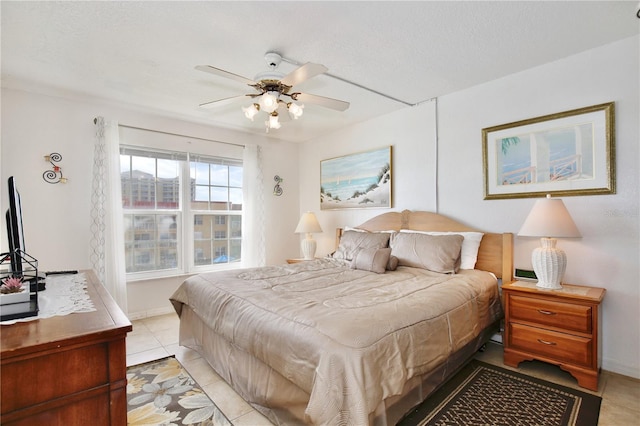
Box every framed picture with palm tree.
[482,102,615,199]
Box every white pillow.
[399,230,484,270]
[343,226,395,233]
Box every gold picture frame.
[482,102,615,200]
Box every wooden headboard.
[336,210,513,281]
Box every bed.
[170,210,513,425]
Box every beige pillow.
[350,247,391,274]
[399,230,484,269]
[332,231,391,261]
[390,232,464,274]
[386,255,399,271]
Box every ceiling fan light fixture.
[242,103,260,121]
[288,102,304,119]
[259,91,280,113]
[196,52,350,131]
[266,112,281,131]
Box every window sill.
[126,263,244,283]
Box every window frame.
[120,146,243,281]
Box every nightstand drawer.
[509,323,593,367]
[509,295,592,333]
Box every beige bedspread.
[170,258,502,425]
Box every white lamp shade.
[518,195,580,290]
[518,195,581,238]
[295,212,323,234]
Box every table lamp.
[295,212,323,260]
[518,194,581,290]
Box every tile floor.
[127,313,640,425]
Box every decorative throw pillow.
[399,230,484,269]
[390,232,464,274]
[386,255,399,271]
[350,247,392,274]
[332,231,391,261]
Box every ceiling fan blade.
[280,63,328,87]
[199,95,250,109]
[276,104,292,122]
[195,65,256,86]
[292,92,350,111]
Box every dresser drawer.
[509,294,592,333]
[509,323,593,367]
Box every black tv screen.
[6,176,25,274]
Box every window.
[120,147,242,278]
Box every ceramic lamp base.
[300,237,317,260]
[532,237,566,290]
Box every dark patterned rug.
[398,360,601,426]
[127,356,233,425]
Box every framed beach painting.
[482,102,615,200]
[320,146,392,210]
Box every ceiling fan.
[196,52,350,131]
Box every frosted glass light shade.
[288,102,304,119]
[295,212,323,260]
[259,91,279,113]
[267,114,281,129]
[242,103,260,121]
[518,195,581,290]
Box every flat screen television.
[6,176,26,275]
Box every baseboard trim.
[128,306,175,321]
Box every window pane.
[229,165,243,187]
[192,214,241,266]
[229,188,243,210]
[158,178,179,209]
[120,155,132,208]
[124,213,178,273]
[193,162,209,185]
[210,164,228,186]
[210,187,228,210]
[157,159,179,179]
[132,156,156,175]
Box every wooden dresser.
[502,281,605,391]
[1,270,132,425]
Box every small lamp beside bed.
[518,194,581,290]
[295,211,323,260]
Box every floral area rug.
[127,356,233,426]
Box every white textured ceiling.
[1,1,637,143]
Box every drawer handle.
[537,309,556,315]
[537,339,557,346]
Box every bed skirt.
[178,304,499,426]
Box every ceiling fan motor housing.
[264,52,282,69]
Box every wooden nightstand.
[286,258,318,264]
[502,281,605,391]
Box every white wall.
[298,101,438,256]
[1,88,300,318]
[437,36,639,379]
[299,36,639,378]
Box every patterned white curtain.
[241,144,266,267]
[90,117,128,313]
